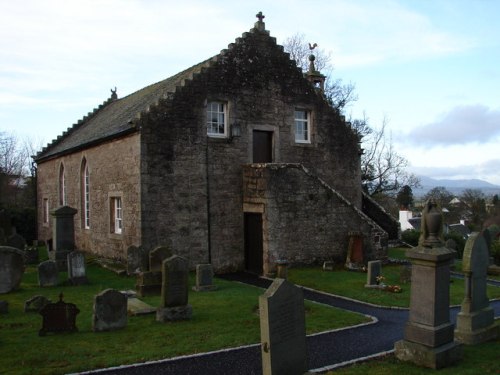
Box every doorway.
[244,212,263,274]
[252,130,273,163]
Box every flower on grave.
[386,285,402,293]
[375,275,385,285]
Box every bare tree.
[283,33,357,111]
[360,117,420,197]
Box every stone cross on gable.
[256,11,265,22]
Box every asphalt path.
[78,273,500,375]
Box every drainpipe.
[205,138,212,264]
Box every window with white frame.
[81,159,90,229]
[43,198,49,224]
[207,101,227,137]
[294,109,311,143]
[111,197,123,234]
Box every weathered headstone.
[67,251,88,285]
[38,260,59,287]
[259,278,307,375]
[24,295,51,313]
[0,300,8,314]
[322,261,334,271]
[395,199,461,369]
[192,264,217,292]
[156,255,192,322]
[399,265,412,284]
[275,260,288,279]
[365,260,382,288]
[126,245,145,275]
[7,233,26,251]
[50,206,77,269]
[0,246,25,294]
[92,289,127,332]
[455,232,499,344]
[149,246,172,272]
[39,293,80,336]
[135,271,162,297]
[127,297,156,316]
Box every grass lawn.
[0,257,369,375]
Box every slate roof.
[35,57,214,162]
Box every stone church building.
[35,14,397,275]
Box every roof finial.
[309,42,318,51]
[110,87,117,100]
[254,11,266,32]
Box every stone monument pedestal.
[156,304,193,322]
[454,307,498,345]
[395,246,462,369]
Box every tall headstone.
[92,289,128,332]
[50,206,77,269]
[0,246,25,294]
[455,232,499,344]
[259,278,308,375]
[156,255,192,322]
[365,260,382,288]
[38,260,59,287]
[149,246,172,272]
[192,264,217,292]
[67,251,88,285]
[395,199,462,369]
[126,245,146,275]
[135,271,162,297]
[39,293,79,336]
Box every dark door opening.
[252,130,273,163]
[244,212,263,275]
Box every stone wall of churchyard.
[137,27,363,272]
[243,164,387,274]
[37,134,141,259]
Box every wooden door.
[252,130,273,163]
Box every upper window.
[294,109,311,143]
[58,163,66,206]
[43,198,49,224]
[207,101,227,137]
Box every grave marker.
[156,255,192,322]
[192,264,217,292]
[39,293,80,336]
[365,260,382,288]
[259,278,307,375]
[7,233,26,251]
[67,251,88,285]
[127,245,146,275]
[149,246,172,272]
[38,260,58,287]
[24,295,51,312]
[92,289,127,332]
[0,246,25,294]
[455,232,499,344]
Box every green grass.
[0,257,369,375]
[331,322,500,374]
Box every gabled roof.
[35,57,214,162]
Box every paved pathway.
[79,273,500,375]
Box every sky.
[1,0,499,185]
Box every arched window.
[58,163,66,206]
[81,158,90,229]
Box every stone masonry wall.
[243,164,387,275]
[37,133,141,259]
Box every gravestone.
[92,289,127,332]
[156,255,192,322]
[7,233,26,251]
[395,199,461,369]
[365,260,382,288]
[322,261,334,271]
[445,238,457,251]
[259,278,307,375]
[127,297,156,316]
[455,232,499,344]
[50,206,77,269]
[67,251,88,285]
[39,293,80,336]
[192,264,217,292]
[399,265,412,284]
[38,260,59,287]
[126,245,146,275]
[149,246,172,272]
[24,295,51,312]
[136,271,162,297]
[0,246,25,294]
[0,300,8,314]
[345,231,364,270]
[275,260,288,279]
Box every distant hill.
[413,176,500,198]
